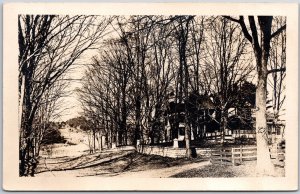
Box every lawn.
[171,161,285,178]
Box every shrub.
[41,124,65,144]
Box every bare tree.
[203,16,254,142]
[18,15,110,176]
[267,17,286,143]
[172,16,194,157]
[223,16,286,175]
[147,17,176,144]
[32,79,69,156]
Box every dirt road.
[36,148,210,178]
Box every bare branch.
[222,16,240,23]
[268,67,286,74]
[271,24,286,39]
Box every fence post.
[220,148,222,165]
[173,138,179,148]
[240,146,242,164]
[210,149,212,164]
[232,147,235,166]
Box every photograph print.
[3,3,298,191]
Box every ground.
[36,127,285,178]
[36,149,210,177]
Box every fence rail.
[210,145,285,167]
[270,143,285,167]
[210,146,257,165]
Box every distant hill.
[66,116,89,131]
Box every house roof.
[196,95,215,109]
[166,94,215,114]
[187,93,215,109]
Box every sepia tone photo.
[3,3,298,191]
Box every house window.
[179,127,185,136]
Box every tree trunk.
[184,118,192,158]
[121,95,127,145]
[223,16,278,175]
[98,132,102,151]
[93,129,96,152]
[20,72,37,176]
[220,108,227,143]
[134,95,141,145]
[255,57,274,175]
[253,16,275,175]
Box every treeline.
[77,15,286,162]
[18,15,286,176]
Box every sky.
[57,51,98,122]
[54,15,286,122]
[53,19,118,122]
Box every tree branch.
[239,16,253,43]
[271,24,286,39]
[268,67,286,74]
[222,16,253,43]
[222,16,240,23]
[248,16,260,51]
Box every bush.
[41,124,65,144]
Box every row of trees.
[18,15,111,176]
[79,16,253,147]
[18,15,286,176]
[77,16,286,175]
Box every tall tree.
[203,16,254,142]
[18,15,110,176]
[173,16,194,157]
[223,16,286,175]
[114,16,155,144]
[148,18,175,143]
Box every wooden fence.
[210,146,256,165]
[205,131,255,143]
[270,143,285,167]
[210,145,285,167]
[210,148,232,165]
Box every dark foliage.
[66,116,89,130]
[41,123,65,144]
